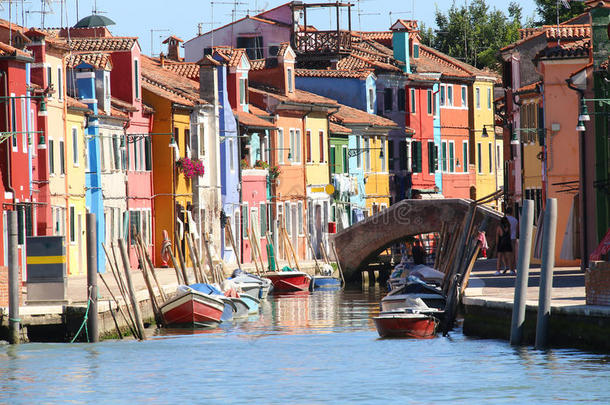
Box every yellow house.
[141,56,199,265]
[65,99,90,276]
[470,76,501,208]
[364,135,390,214]
[305,111,331,189]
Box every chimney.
[160,52,166,68]
[163,36,184,61]
[390,19,418,74]
[198,55,220,104]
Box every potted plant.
[254,160,269,170]
[176,157,205,179]
[268,165,281,180]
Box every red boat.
[264,271,311,292]
[160,289,225,328]
[373,312,438,338]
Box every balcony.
[294,30,352,55]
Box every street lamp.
[579,99,590,122]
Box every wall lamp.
[348,147,384,159]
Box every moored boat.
[160,287,225,328]
[238,293,261,314]
[310,275,341,290]
[229,270,273,299]
[264,270,311,292]
[373,311,438,338]
[381,277,446,312]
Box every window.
[428,141,436,174]
[47,66,52,91]
[145,136,152,171]
[398,88,406,112]
[413,43,420,58]
[277,128,284,164]
[497,144,502,170]
[229,138,235,171]
[368,88,375,111]
[198,123,206,157]
[69,206,75,243]
[297,201,304,235]
[59,140,65,175]
[184,129,190,158]
[384,88,393,111]
[447,85,453,106]
[120,137,126,171]
[289,129,295,163]
[364,137,371,171]
[433,91,438,115]
[72,128,79,166]
[476,87,480,109]
[239,78,246,105]
[10,96,16,150]
[461,86,467,107]
[330,145,336,174]
[411,141,421,173]
[287,68,294,93]
[21,98,27,152]
[441,141,447,172]
[49,139,55,174]
[134,59,140,99]
[306,130,312,162]
[440,86,445,106]
[381,140,386,172]
[488,143,493,173]
[295,129,301,163]
[57,67,63,100]
[236,36,264,59]
[399,140,407,171]
[463,141,469,173]
[487,88,492,109]
[319,130,324,162]
[409,89,416,113]
[449,141,455,172]
[356,136,362,168]
[129,210,141,245]
[477,142,482,173]
[284,201,291,235]
[242,203,249,236]
[427,89,433,115]
[260,203,267,235]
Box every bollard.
[7,211,20,345]
[86,213,99,343]
[510,200,534,346]
[535,199,558,349]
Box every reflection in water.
[1,287,610,404]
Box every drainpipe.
[566,78,588,273]
[1,71,16,206]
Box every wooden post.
[103,243,139,338]
[174,230,190,285]
[511,199,534,346]
[266,232,279,272]
[226,219,241,268]
[98,271,137,338]
[332,242,346,287]
[201,232,218,283]
[305,230,321,274]
[118,238,146,340]
[184,232,202,284]
[251,227,266,274]
[86,213,99,343]
[282,226,301,271]
[7,211,19,344]
[134,239,163,327]
[246,228,261,275]
[137,234,167,302]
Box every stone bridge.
[332,199,503,281]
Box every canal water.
[1,287,610,404]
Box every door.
[78,214,83,272]
[315,204,322,259]
[291,204,298,258]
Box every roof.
[248,104,272,117]
[66,96,91,112]
[141,55,205,106]
[329,121,352,135]
[213,46,247,68]
[69,37,137,52]
[515,81,542,95]
[162,35,183,44]
[111,97,138,112]
[249,84,339,108]
[501,22,591,53]
[162,61,199,81]
[0,41,33,59]
[407,73,439,84]
[331,103,401,130]
[66,52,112,70]
[536,39,591,60]
[184,14,289,45]
[413,45,472,78]
[295,68,374,79]
[233,109,276,130]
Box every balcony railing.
[294,30,352,55]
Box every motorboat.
[229,270,273,299]
[160,285,225,328]
[381,276,446,312]
[264,269,311,292]
[373,297,442,338]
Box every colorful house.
[0,41,35,275]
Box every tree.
[427,0,523,71]
[534,0,586,25]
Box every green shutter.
[428,142,435,174]
[260,203,267,235]
[17,206,24,245]
[449,143,454,172]
[463,142,468,172]
[145,136,152,171]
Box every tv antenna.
[150,28,170,56]
[388,11,410,26]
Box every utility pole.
[7,211,20,345]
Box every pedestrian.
[412,239,426,265]
[494,217,512,275]
[505,206,519,274]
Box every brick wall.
[0,266,23,307]
[586,261,610,306]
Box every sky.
[0,0,539,56]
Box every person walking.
[505,206,519,274]
[494,217,513,275]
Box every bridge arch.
[332,199,503,281]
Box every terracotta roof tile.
[111,97,138,112]
[162,35,183,44]
[545,24,591,40]
[295,68,374,79]
[330,121,352,135]
[250,58,266,71]
[248,104,271,117]
[69,37,137,52]
[67,96,91,111]
[515,81,542,94]
[162,61,199,81]
[0,41,33,59]
[331,103,400,129]
[249,84,338,108]
[213,46,246,67]
[233,109,276,129]
[141,55,205,106]
[537,39,591,60]
[66,52,112,70]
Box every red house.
[406,74,438,192]
[0,41,36,275]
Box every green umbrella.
[74,14,116,28]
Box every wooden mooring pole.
[118,238,146,340]
[510,200,534,346]
[535,198,558,349]
[7,211,20,344]
[86,213,99,343]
